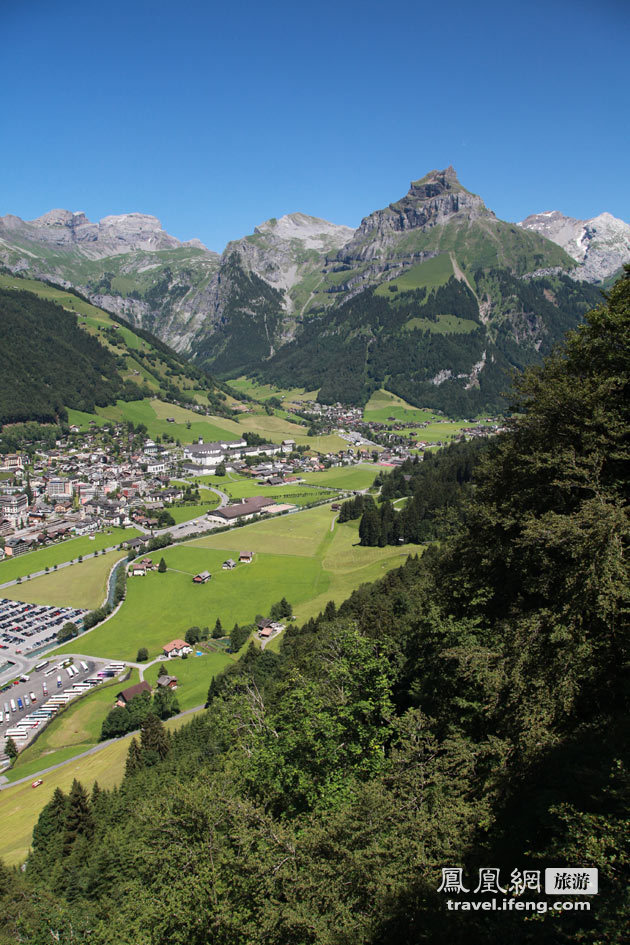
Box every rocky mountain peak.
[254,212,354,250]
[338,167,489,264]
[519,209,630,283]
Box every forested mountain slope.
[1,271,627,943]
[0,276,231,426]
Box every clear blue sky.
[3,0,628,251]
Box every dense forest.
[246,273,602,415]
[355,439,485,545]
[0,271,627,943]
[0,288,150,425]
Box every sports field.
[180,473,341,507]
[2,549,126,610]
[0,527,140,585]
[299,465,379,490]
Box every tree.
[158,557,167,573]
[215,461,226,476]
[230,622,250,652]
[136,647,149,662]
[57,621,78,644]
[125,737,144,777]
[30,787,67,873]
[212,617,223,639]
[4,736,18,763]
[324,600,337,621]
[157,664,168,677]
[152,687,180,721]
[140,713,170,765]
[185,626,201,646]
[62,779,93,858]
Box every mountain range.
[1,168,627,414]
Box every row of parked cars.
[0,599,86,653]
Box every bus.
[34,660,49,673]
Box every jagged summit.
[338,167,490,264]
[407,165,469,197]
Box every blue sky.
[3,0,629,251]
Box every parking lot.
[0,657,127,756]
[0,598,87,663]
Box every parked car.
[31,779,43,788]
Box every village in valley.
[0,385,503,858]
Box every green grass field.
[2,549,126,609]
[226,378,318,405]
[0,709,204,866]
[144,651,233,711]
[402,314,478,334]
[180,474,339,507]
[0,527,140,585]
[54,505,421,662]
[374,253,454,297]
[68,395,345,454]
[363,390,434,424]
[409,421,489,442]
[55,547,328,661]
[95,399,242,445]
[299,465,380,491]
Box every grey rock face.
[519,210,630,283]
[0,209,209,259]
[339,166,489,263]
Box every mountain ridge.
[0,168,625,413]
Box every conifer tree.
[324,600,337,620]
[62,780,93,858]
[140,713,170,765]
[125,737,144,777]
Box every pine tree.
[125,737,144,777]
[212,617,223,639]
[62,780,93,858]
[140,713,170,765]
[324,600,337,621]
[30,787,67,867]
[158,557,167,573]
[206,675,220,706]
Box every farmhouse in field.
[239,551,254,564]
[163,639,193,658]
[156,674,178,689]
[192,570,211,584]
[222,558,236,570]
[116,681,152,705]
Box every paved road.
[0,702,206,790]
